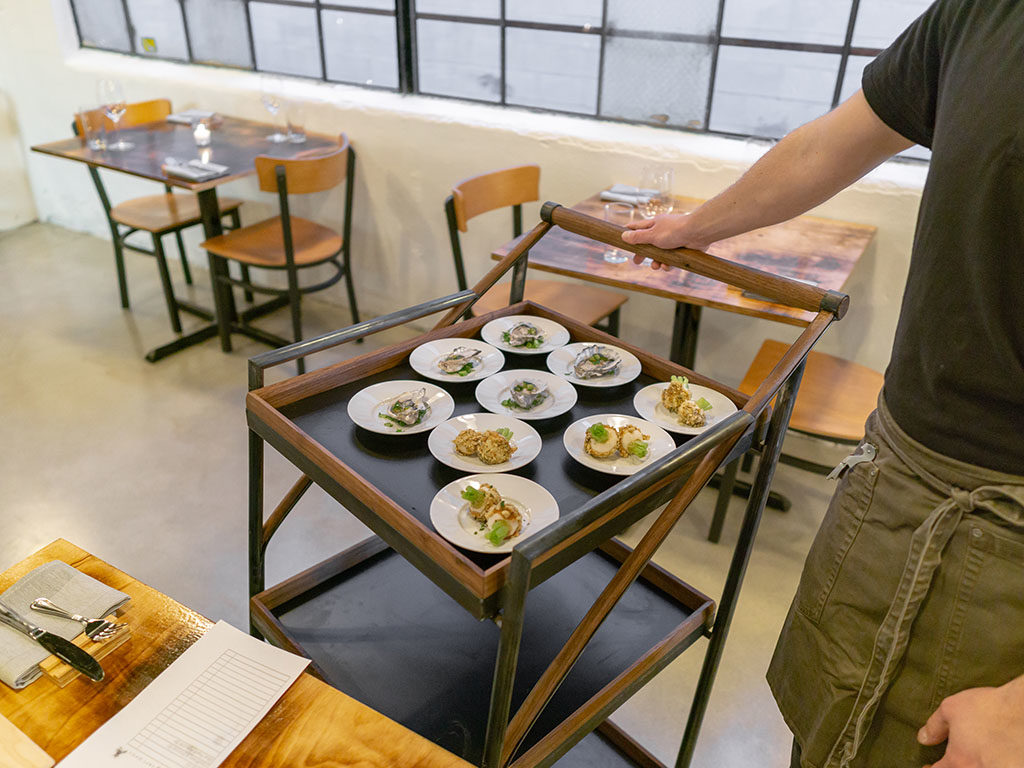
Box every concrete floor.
[0,221,841,767]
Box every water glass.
[285,102,306,144]
[260,76,288,143]
[638,166,674,219]
[97,79,133,151]
[603,203,634,264]
[78,107,106,151]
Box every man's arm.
[621,90,913,261]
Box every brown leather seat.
[111,193,243,234]
[202,216,341,268]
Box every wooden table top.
[31,116,341,192]
[0,540,471,768]
[493,194,877,327]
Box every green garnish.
[501,331,542,348]
[627,441,649,458]
[378,412,419,429]
[501,398,523,410]
[670,375,690,388]
[486,519,511,546]
[453,362,474,377]
[588,423,609,442]
[501,331,511,342]
[696,397,712,411]
[461,486,487,505]
[514,382,536,392]
[496,427,513,440]
[589,353,609,364]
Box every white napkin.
[600,184,658,205]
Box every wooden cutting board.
[0,713,54,768]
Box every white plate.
[562,414,675,476]
[408,337,505,382]
[545,343,642,388]
[427,413,542,473]
[474,369,578,421]
[346,380,455,435]
[480,315,570,355]
[632,382,739,435]
[430,473,559,554]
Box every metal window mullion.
[320,2,396,15]
[243,0,259,70]
[831,0,862,108]
[68,0,85,47]
[315,0,328,80]
[178,0,194,61]
[499,0,506,106]
[595,0,608,117]
[703,0,727,131]
[120,0,137,53]
[397,0,415,94]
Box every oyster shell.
[509,379,549,410]
[382,388,430,426]
[504,322,544,348]
[437,346,482,375]
[572,345,621,379]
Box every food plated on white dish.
[474,369,578,420]
[429,474,559,553]
[480,315,570,355]
[408,337,505,382]
[346,380,455,435]
[427,413,541,472]
[545,343,642,388]
[562,414,675,475]
[632,376,738,435]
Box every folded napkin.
[0,561,129,690]
[166,109,216,125]
[600,184,658,205]
[161,158,230,182]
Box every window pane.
[722,0,853,46]
[505,28,599,114]
[125,0,189,59]
[416,0,500,18]
[505,0,601,27]
[340,0,395,9]
[841,54,930,160]
[710,47,839,137]
[601,37,712,128]
[250,2,322,78]
[607,0,717,36]
[323,10,398,88]
[852,0,933,49]
[417,20,501,101]
[183,0,252,68]
[72,0,132,51]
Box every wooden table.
[0,539,471,768]
[493,194,876,367]
[31,117,340,362]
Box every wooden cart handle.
[541,202,849,319]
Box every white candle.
[193,122,211,146]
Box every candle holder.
[192,121,211,147]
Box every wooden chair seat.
[473,278,628,327]
[201,216,342,268]
[111,193,244,234]
[739,339,884,442]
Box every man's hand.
[918,674,1024,767]
[620,214,710,271]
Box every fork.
[29,598,126,642]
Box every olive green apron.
[768,397,1024,768]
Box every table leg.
[670,303,701,369]
[196,188,237,353]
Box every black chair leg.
[240,265,254,304]
[112,235,130,309]
[174,230,192,285]
[708,458,739,543]
[287,279,305,375]
[153,234,183,334]
[604,307,621,337]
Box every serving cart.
[245,203,850,767]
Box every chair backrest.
[73,98,172,135]
[449,164,540,233]
[254,134,350,196]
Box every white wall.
[0,0,926,388]
[0,0,37,232]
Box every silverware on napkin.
[0,600,104,682]
[30,598,126,642]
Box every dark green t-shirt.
[863,0,1024,473]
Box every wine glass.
[603,203,634,263]
[638,166,674,219]
[260,77,289,143]
[97,79,133,151]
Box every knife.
[0,600,104,682]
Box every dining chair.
[445,164,628,332]
[200,135,358,374]
[708,339,884,542]
[74,99,245,334]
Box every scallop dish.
[460,483,524,546]
[660,376,712,427]
[453,427,517,465]
[583,422,650,461]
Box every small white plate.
[427,413,541,473]
[430,473,559,554]
[480,315,570,355]
[474,369,578,421]
[346,380,455,435]
[546,343,642,388]
[409,337,505,383]
[562,414,675,476]
[632,382,739,435]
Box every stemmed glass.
[260,77,289,143]
[97,79,133,151]
[638,166,674,219]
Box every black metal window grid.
[67,0,930,150]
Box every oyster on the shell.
[437,346,482,375]
[572,345,621,379]
[509,379,549,409]
[382,388,430,426]
[504,322,544,348]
